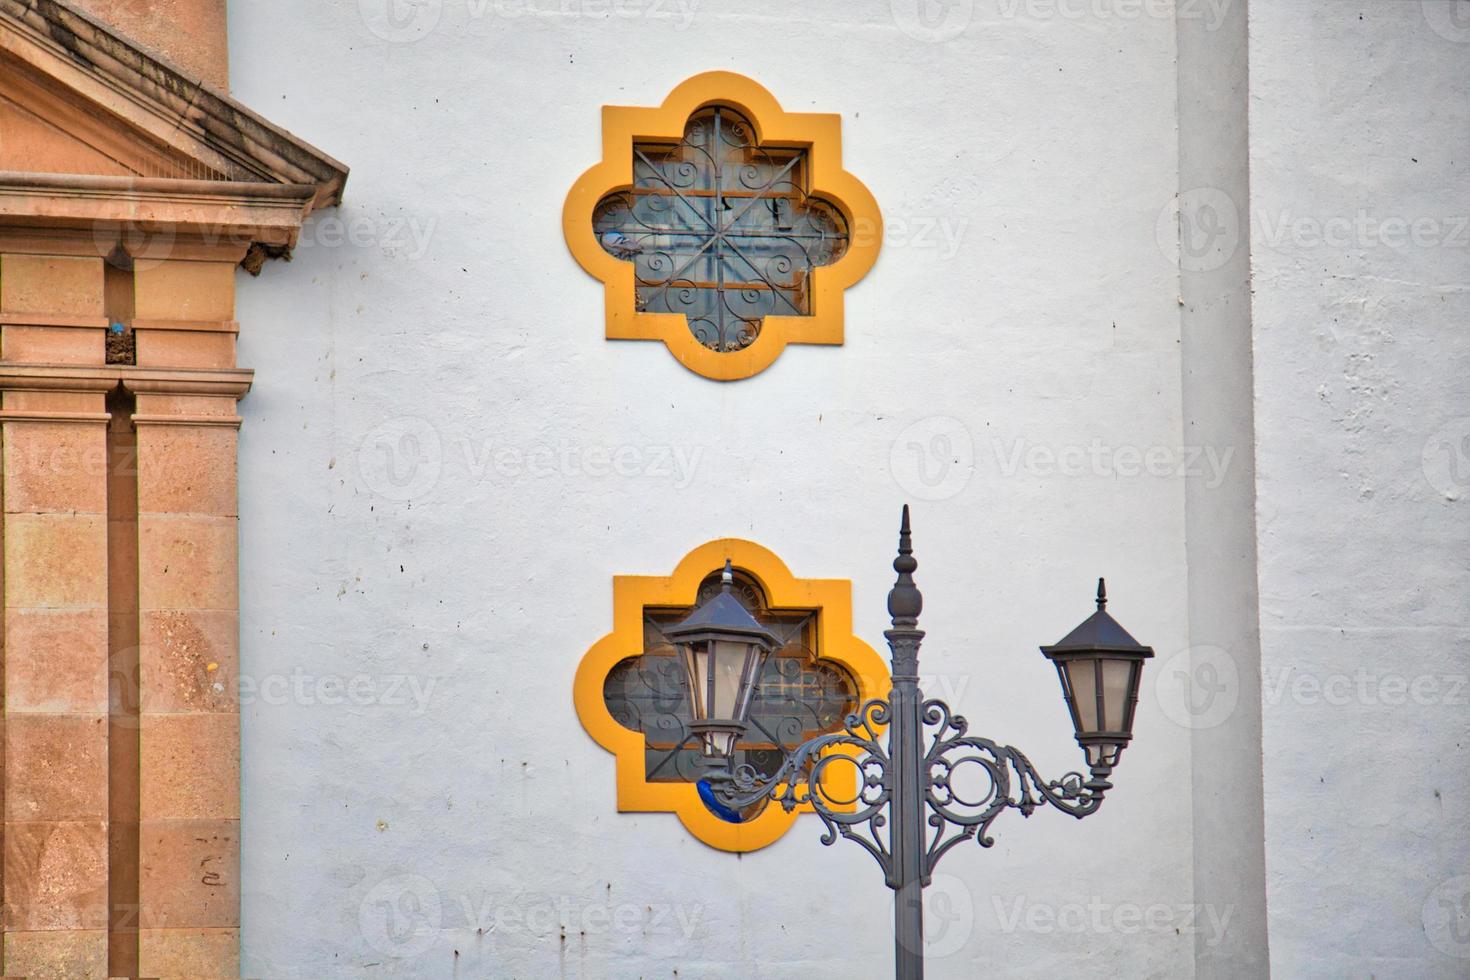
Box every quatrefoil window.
[592,105,850,354]
[572,539,889,850]
[602,568,858,805]
[563,73,882,381]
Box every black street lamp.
[1040,578,1155,778]
[694,506,1154,980]
[665,559,779,757]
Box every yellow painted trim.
[573,539,891,852]
[563,72,883,382]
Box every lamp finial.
[1097,577,1107,611]
[887,505,923,628]
[721,559,734,592]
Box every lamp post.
[693,506,1154,980]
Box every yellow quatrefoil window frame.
[573,539,891,852]
[563,72,883,382]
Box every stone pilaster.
[0,252,112,979]
[0,6,345,973]
[129,258,247,978]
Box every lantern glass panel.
[710,639,755,720]
[705,730,738,758]
[1100,658,1134,730]
[1064,659,1100,732]
[681,642,710,718]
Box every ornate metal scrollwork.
[708,695,1103,886]
[917,699,1100,883]
[593,104,850,354]
[720,698,897,881]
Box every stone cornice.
[0,172,317,253]
[0,362,253,398]
[0,0,348,211]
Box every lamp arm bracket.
[706,696,1106,889]
[709,698,899,884]
[918,697,1103,882]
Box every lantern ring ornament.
[927,755,1000,811]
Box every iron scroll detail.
[707,694,1104,888]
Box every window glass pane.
[594,105,849,354]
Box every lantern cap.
[665,560,779,645]
[1040,578,1155,658]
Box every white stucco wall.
[1248,3,1470,978]
[225,1,1209,976]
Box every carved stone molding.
[0,364,254,399]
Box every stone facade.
[0,2,344,975]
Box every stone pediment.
[0,0,347,268]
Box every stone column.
[129,257,247,978]
[0,253,113,978]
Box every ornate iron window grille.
[603,570,857,811]
[593,105,850,353]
